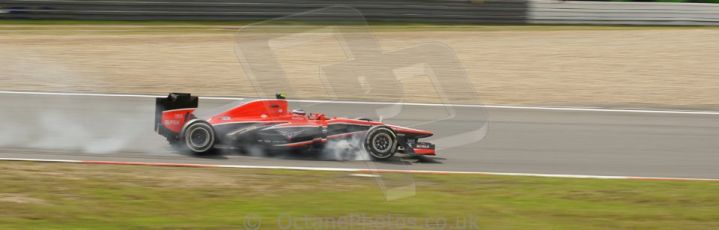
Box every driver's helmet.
[291,109,306,116]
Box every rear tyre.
[180,120,216,155]
[364,126,398,161]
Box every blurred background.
[1,0,718,108]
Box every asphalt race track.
[1,92,718,179]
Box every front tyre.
[180,120,216,155]
[364,126,398,160]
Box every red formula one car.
[154,93,436,160]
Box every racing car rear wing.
[155,93,198,139]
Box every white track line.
[0,90,244,100]
[1,90,719,115]
[0,90,161,99]
[0,157,81,163]
[0,157,717,182]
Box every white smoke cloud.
[320,135,371,161]
[0,108,155,154]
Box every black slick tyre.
[363,126,398,161]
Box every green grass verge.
[0,161,718,229]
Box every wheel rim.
[188,127,210,149]
[371,133,393,157]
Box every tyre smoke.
[319,135,370,161]
[0,107,159,154]
[0,89,165,155]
